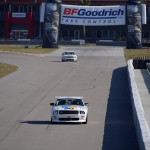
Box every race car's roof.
[55,96,84,99]
[62,51,75,54]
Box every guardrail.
[127,59,150,150]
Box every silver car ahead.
[61,51,77,62]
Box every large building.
[0,0,44,40]
[0,0,150,42]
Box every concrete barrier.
[96,40,126,46]
[71,39,85,45]
[59,39,85,45]
[59,41,80,45]
[127,59,150,150]
[147,63,150,74]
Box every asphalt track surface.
[0,46,139,150]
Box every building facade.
[0,0,150,42]
[0,0,44,40]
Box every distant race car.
[61,51,77,62]
[50,96,88,124]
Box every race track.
[0,46,139,150]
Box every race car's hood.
[54,105,85,111]
[63,54,76,57]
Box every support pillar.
[42,0,61,48]
[126,0,142,49]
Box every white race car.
[61,51,77,62]
[50,96,88,124]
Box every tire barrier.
[127,59,150,150]
[142,43,150,47]
[133,57,150,69]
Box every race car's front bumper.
[51,114,87,123]
[62,57,77,62]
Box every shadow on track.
[140,69,150,94]
[19,120,82,125]
[20,120,51,124]
[102,67,139,150]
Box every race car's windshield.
[55,99,84,106]
[63,52,75,55]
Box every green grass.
[0,45,58,54]
[0,62,18,78]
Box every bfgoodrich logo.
[63,8,124,18]
[61,5,125,26]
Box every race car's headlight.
[80,111,85,114]
[53,110,58,114]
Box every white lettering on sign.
[61,5,125,26]
[12,13,26,18]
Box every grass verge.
[0,45,58,54]
[0,45,59,78]
[124,48,150,61]
[0,62,18,78]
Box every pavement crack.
[45,124,53,134]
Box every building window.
[0,31,4,39]
[97,30,125,40]
[69,30,74,39]
[13,6,18,12]
[121,31,126,37]
[0,6,5,12]
[109,31,115,39]
[115,30,121,39]
[61,30,69,40]
[33,6,38,13]
[27,6,32,12]
[74,30,80,39]
[115,30,126,41]
[86,31,92,39]
[147,7,150,19]
[97,31,102,39]
[103,30,108,39]
[143,31,150,39]
[19,6,24,12]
